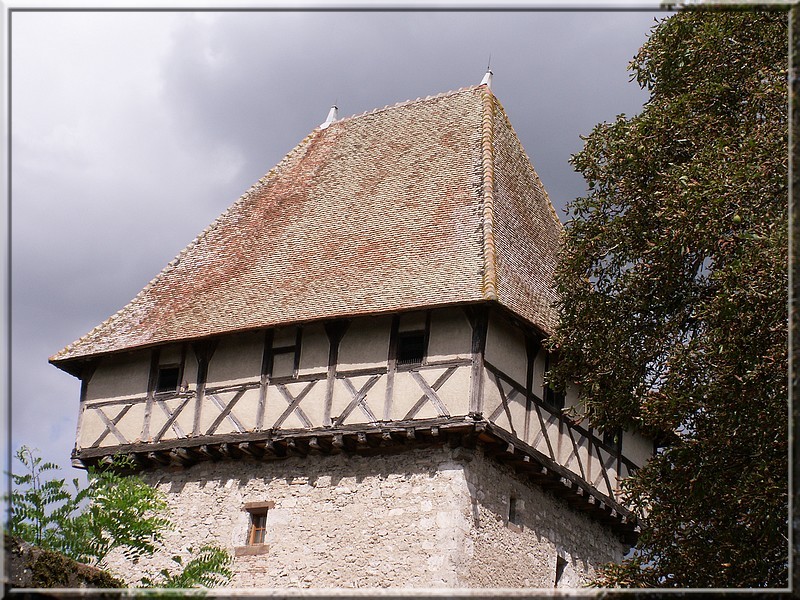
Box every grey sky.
[10,9,665,476]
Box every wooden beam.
[383,314,400,421]
[256,329,274,431]
[169,448,194,466]
[191,340,218,437]
[238,441,263,458]
[323,320,349,427]
[147,451,170,466]
[143,349,160,442]
[468,306,489,416]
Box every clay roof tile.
[50,85,562,368]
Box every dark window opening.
[555,555,568,587]
[544,385,565,412]
[156,366,180,394]
[397,331,426,366]
[603,429,621,452]
[508,496,521,527]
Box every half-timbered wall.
[75,306,651,504]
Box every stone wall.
[104,446,625,589]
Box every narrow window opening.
[397,331,426,366]
[248,511,268,545]
[544,385,565,412]
[508,496,519,525]
[156,366,180,394]
[555,555,568,587]
[603,428,621,452]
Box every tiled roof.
[50,85,562,366]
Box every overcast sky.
[9,7,666,478]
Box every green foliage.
[8,447,86,553]
[548,10,788,587]
[139,545,233,589]
[7,446,233,589]
[65,457,174,566]
[8,447,171,568]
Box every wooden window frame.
[234,501,274,557]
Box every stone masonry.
[104,446,625,588]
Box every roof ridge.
[490,97,564,232]
[479,87,498,302]
[49,131,319,363]
[325,85,482,128]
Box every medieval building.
[50,74,652,588]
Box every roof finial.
[320,103,339,129]
[480,55,493,89]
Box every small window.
[544,385,565,412]
[509,497,519,525]
[603,428,621,451]
[235,501,274,557]
[156,366,180,394]
[243,501,274,546]
[555,555,568,587]
[507,496,522,532]
[397,331,425,366]
[248,511,268,545]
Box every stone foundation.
[103,446,625,588]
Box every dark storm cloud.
[10,9,664,474]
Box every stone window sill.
[234,544,270,557]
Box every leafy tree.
[547,10,788,587]
[7,446,232,589]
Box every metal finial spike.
[320,104,339,129]
[480,67,493,89]
[487,54,492,71]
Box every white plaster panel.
[623,431,652,468]
[206,332,263,387]
[332,376,386,425]
[270,380,321,430]
[294,381,327,426]
[569,434,591,481]
[389,372,432,420]
[150,397,192,441]
[231,388,261,431]
[482,374,505,429]
[79,407,109,448]
[427,308,472,361]
[159,344,183,366]
[263,385,288,430]
[398,311,426,333]
[86,353,150,402]
[507,387,527,439]
[198,392,235,436]
[182,346,198,390]
[485,314,527,386]
[434,367,470,416]
[338,317,391,371]
[203,391,239,436]
[298,323,328,376]
[273,326,298,348]
[94,402,145,447]
[271,353,295,379]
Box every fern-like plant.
[7,446,233,589]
